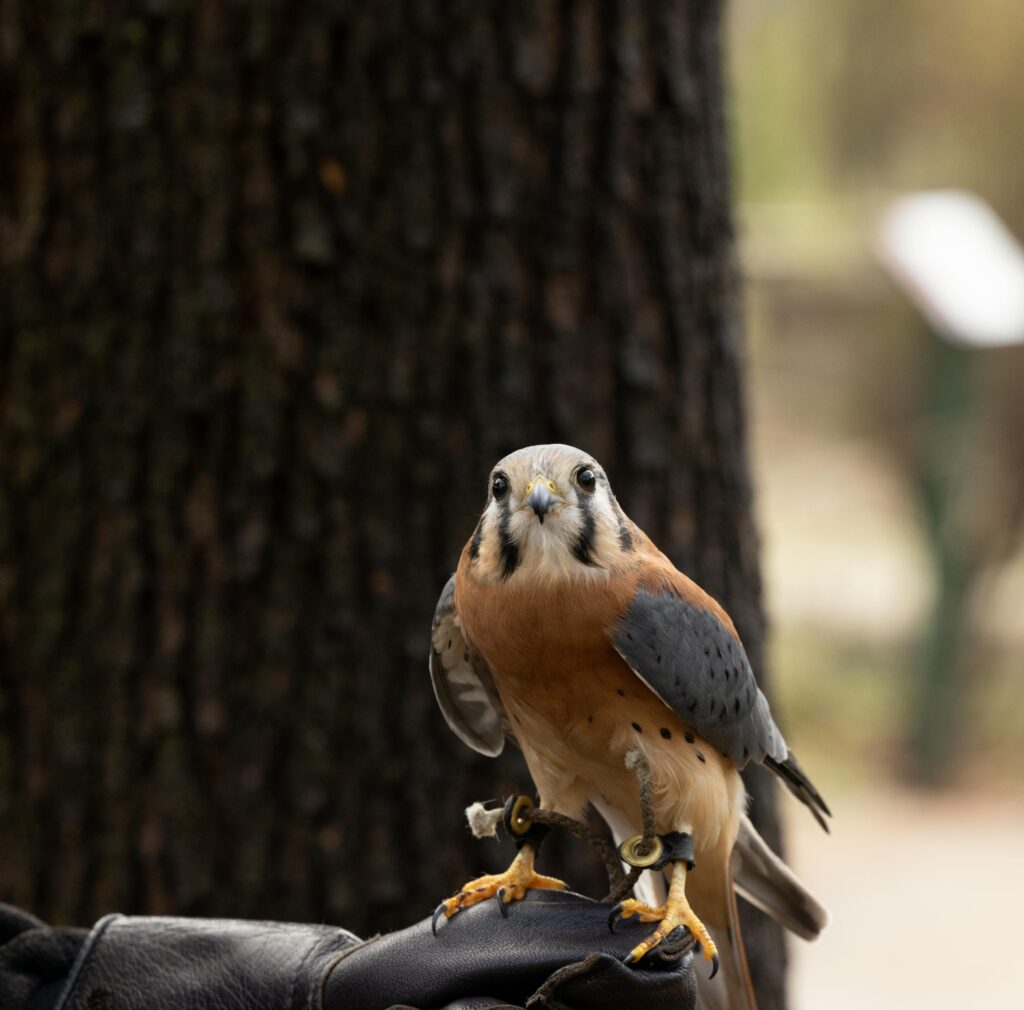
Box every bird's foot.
[611,897,718,974]
[432,849,566,934]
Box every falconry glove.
[325,891,695,1009]
[4,893,695,1010]
[0,905,86,1010]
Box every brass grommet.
[619,833,664,868]
[509,794,535,836]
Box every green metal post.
[910,334,977,785]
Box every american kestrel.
[430,444,829,1010]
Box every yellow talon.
[616,863,718,970]
[613,898,665,924]
[433,845,567,931]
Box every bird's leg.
[613,860,719,973]
[432,842,567,931]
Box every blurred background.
[2,3,1022,1010]
[730,1,1024,1007]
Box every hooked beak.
[526,482,558,523]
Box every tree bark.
[0,2,785,1006]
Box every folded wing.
[429,574,510,757]
[611,585,830,829]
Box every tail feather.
[731,813,829,941]
[695,862,758,1010]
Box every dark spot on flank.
[684,731,695,744]
[697,752,706,763]
[743,746,750,760]
[719,701,728,719]
[710,668,716,680]
[687,698,697,712]
[656,655,662,664]
[587,714,594,723]
[734,698,740,715]
[703,647,710,656]
[626,632,633,641]
[631,722,643,733]
[617,688,625,697]
[447,639,452,649]
[464,651,469,662]
[660,728,672,740]
[716,646,722,659]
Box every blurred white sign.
[877,190,1024,348]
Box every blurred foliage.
[727,0,1024,790]
[731,0,1024,221]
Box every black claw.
[710,954,720,980]
[431,903,447,937]
[608,902,624,933]
[496,887,509,917]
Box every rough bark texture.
[0,2,785,1006]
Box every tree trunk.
[0,2,785,1006]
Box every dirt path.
[784,788,1024,1010]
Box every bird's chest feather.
[455,569,649,735]
[459,571,614,667]
[455,562,743,848]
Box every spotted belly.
[494,657,743,857]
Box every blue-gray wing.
[429,575,510,757]
[611,587,787,769]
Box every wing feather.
[611,586,785,768]
[429,575,510,757]
[611,585,830,828]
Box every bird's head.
[466,443,637,583]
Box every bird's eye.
[492,473,509,500]
[575,467,597,491]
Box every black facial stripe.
[610,499,634,552]
[572,492,597,566]
[500,534,519,577]
[497,496,520,577]
[469,515,485,561]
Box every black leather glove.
[0,905,87,1010]
[327,890,696,1009]
[46,891,695,1010]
